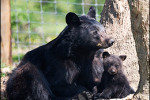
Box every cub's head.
[102,51,126,75]
[65,7,114,51]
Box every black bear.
[97,51,135,99]
[6,7,114,100]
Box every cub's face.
[102,52,127,75]
[65,7,114,51]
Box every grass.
[1,62,14,73]
[12,53,24,63]
[1,63,8,68]
[0,73,7,77]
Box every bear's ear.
[119,55,127,61]
[87,6,96,19]
[102,51,110,58]
[66,12,81,26]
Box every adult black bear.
[97,52,135,99]
[6,7,114,100]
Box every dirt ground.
[1,75,9,100]
[1,65,15,100]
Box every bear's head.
[53,7,114,58]
[102,51,126,75]
[66,7,114,50]
[54,7,114,56]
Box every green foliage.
[12,53,24,63]
[1,63,8,68]
[1,62,13,77]
[0,73,7,77]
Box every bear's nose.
[108,39,115,46]
[111,69,116,74]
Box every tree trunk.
[128,0,149,100]
[1,0,12,66]
[100,0,149,100]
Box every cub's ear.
[66,12,81,26]
[102,51,110,58]
[87,6,96,19]
[119,55,127,61]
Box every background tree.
[128,0,149,99]
[100,0,149,99]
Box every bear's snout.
[108,39,115,46]
[108,66,117,75]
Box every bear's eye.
[93,31,97,35]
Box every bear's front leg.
[98,88,113,99]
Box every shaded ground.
[1,64,15,100]
[1,72,9,100]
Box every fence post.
[1,0,12,65]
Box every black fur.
[6,7,114,100]
[97,52,135,99]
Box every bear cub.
[97,51,135,99]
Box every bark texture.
[1,0,12,65]
[128,0,149,100]
[100,0,140,93]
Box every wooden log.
[1,0,12,65]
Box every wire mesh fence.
[11,0,105,64]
